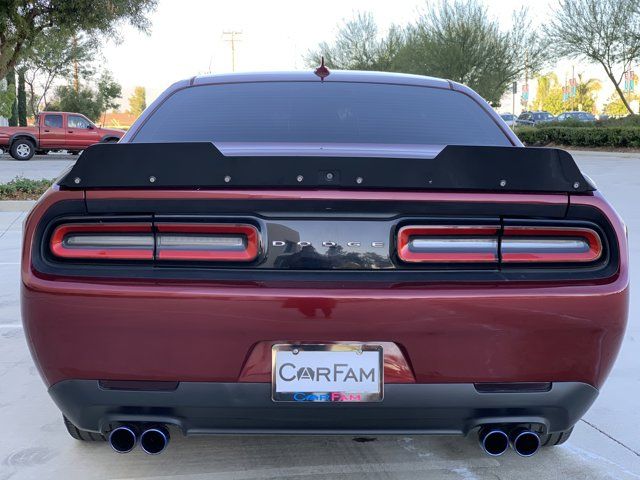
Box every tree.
[306,13,404,71]
[17,68,27,125]
[573,74,601,113]
[0,0,157,79]
[97,71,122,114]
[540,88,566,115]
[545,0,640,115]
[128,86,147,116]
[307,2,548,107]
[532,72,601,114]
[20,28,99,116]
[0,81,16,119]
[532,73,559,111]
[49,71,121,121]
[603,92,638,116]
[5,68,17,126]
[395,1,547,106]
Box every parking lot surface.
[0,151,638,479]
[0,152,75,182]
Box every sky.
[101,0,612,113]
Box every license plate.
[272,344,383,402]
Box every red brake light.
[50,223,154,260]
[397,225,499,263]
[155,223,260,262]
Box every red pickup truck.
[0,111,124,160]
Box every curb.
[0,200,36,212]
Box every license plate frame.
[271,343,384,403]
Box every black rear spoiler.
[59,142,594,193]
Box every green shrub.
[0,177,54,200]
[598,115,640,127]
[515,126,640,148]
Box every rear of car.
[21,71,628,457]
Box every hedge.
[515,126,640,148]
[0,177,54,200]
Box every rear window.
[133,82,510,146]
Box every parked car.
[0,111,124,160]
[21,70,628,458]
[556,111,596,122]
[516,111,556,126]
[499,113,517,127]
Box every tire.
[68,151,80,155]
[540,426,574,447]
[102,137,119,143]
[10,138,35,160]
[63,416,105,442]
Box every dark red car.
[21,71,628,457]
[0,111,123,160]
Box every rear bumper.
[51,380,597,436]
[23,279,629,389]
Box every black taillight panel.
[32,200,619,284]
[396,220,607,269]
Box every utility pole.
[222,31,242,72]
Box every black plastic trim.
[59,143,593,193]
[49,380,598,436]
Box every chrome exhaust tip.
[140,425,170,455]
[108,425,138,454]
[511,428,541,457]
[479,428,509,456]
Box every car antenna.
[314,56,330,80]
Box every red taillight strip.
[501,226,602,263]
[50,223,154,260]
[155,223,260,262]
[397,225,500,263]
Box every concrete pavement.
[0,152,75,183]
[0,151,638,479]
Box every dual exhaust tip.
[479,427,541,457]
[109,424,170,454]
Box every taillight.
[397,225,499,263]
[50,223,154,260]
[156,224,259,261]
[501,226,602,263]
[397,224,603,266]
[50,222,260,262]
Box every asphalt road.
[0,151,638,479]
